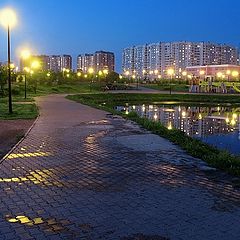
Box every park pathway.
[0,95,240,240]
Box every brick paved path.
[0,95,240,240]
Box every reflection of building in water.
[131,105,237,137]
[115,105,237,138]
[200,116,232,137]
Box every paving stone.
[0,95,240,240]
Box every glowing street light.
[31,60,40,70]
[199,70,205,78]
[125,70,130,77]
[217,72,223,79]
[182,71,187,77]
[0,8,17,28]
[103,69,108,75]
[10,63,15,69]
[167,122,173,130]
[88,68,94,74]
[23,67,30,73]
[46,72,51,77]
[21,49,32,99]
[226,70,231,75]
[167,68,174,95]
[21,49,31,60]
[77,72,82,77]
[232,71,239,78]
[0,7,17,114]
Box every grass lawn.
[67,93,240,176]
[67,92,240,108]
[0,103,38,120]
[0,81,103,119]
[144,83,189,92]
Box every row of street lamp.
[124,69,240,79]
[0,7,113,114]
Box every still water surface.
[116,103,240,155]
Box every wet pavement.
[0,95,240,240]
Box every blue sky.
[0,0,240,71]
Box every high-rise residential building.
[49,55,72,72]
[20,55,50,72]
[77,54,94,72]
[122,41,239,79]
[94,51,115,72]
[77,51,115,73]
[20,54,72,72]
[49,55,61,72]
[61,55,72,71]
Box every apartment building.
[20,54,72,72]
[77,51,115,73]
[122,41,239,79]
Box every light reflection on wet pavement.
[0,95,240,240]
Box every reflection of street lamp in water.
[167,68,174,95]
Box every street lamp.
[167,68,174,95]
[21,49,31,99]
[217,72,223,79]
[103,69,108,75]
[232,71,239,78]
[23,67,30,99]
[0,7,17,114]
[199,70,205,79]
[226,70,231,81]
[31,60,40,70]
[31,60,40,94]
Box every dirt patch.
[0,119,35,159]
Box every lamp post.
[31,60,40,94]
[103,69,109,86]
[21,49,31,99]
[0,8,17,114]
[167,68,174,95]
[88,68,94,91]
[23,67,30,99]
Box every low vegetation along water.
[116,103,240,156]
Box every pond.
[115,103,240,155]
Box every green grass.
[144,83,189,92]
[67,92,240,108]
[67,93,240,176]
[0,103,38,120]
[0,82,103,120]
[31,82,102,96]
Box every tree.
[105,72,119,84]
[0,66,7,96]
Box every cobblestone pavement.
[0,95,240,240]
